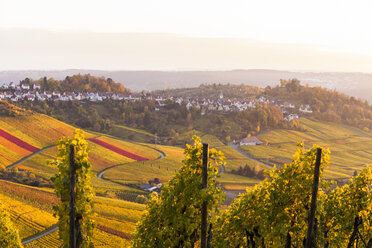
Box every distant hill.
[1,69,372,101]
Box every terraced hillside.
[104,144,184,185]
[0,180,143,247]
[3,102,372,247]
[13,134,160,195]
[0,113,81,167]
[241,118,372,179]
[0,107,169,246]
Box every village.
[0,82,313,122]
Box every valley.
[0,76,372,247]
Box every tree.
[132,136,225,247]
[50,130,95,247]
[0,204,23,248]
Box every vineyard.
[0,113,173,247]
[242,118,372,178]
[90,137,150,161]
[132,140,372,247]
[0,128,39,152]
[104,144,184,185]
[0,107,371,247]
[0,113,79,168]
[0,179,145,247]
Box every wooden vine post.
[201,143,209,248]
[305,148,322,248]
[69,144,76,248]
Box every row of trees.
[133,140,372,247]
[154,83,263,99]
[0,100,32,117]
[19,74,130,93]
[231,164,266,180]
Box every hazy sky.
[1,0,372,71]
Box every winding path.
[228,142,273,168]
[14,142,165,245]
[97,146,165,180]
[6,145,56,170]
[4,145,60,244]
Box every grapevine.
[50,129,95,248]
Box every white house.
[175,98,183,105]
[4,91,13,98]
[284,114,299,121]
[26,95,35,101]
[8,82,17,89]
[240,137,264,146]
[186,102,193,110]
[52,91,60,97]
[21,84,30,90]
[299,104,313,114]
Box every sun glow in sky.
[1,0,372,70]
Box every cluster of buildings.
[1,83,313,121]
[0,82,141,102]
[157,92,313,121]
[177,95,262,115]
[139,178,162,193]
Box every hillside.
[264,79,372,131]
[0,108,79,168]
[0,108,170,246]
[1,100,372,246]
[9,76,372,145]
[0,104,275,246]
[242,118,372,179]
[2,69,372,102]
[0,180,141,247]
